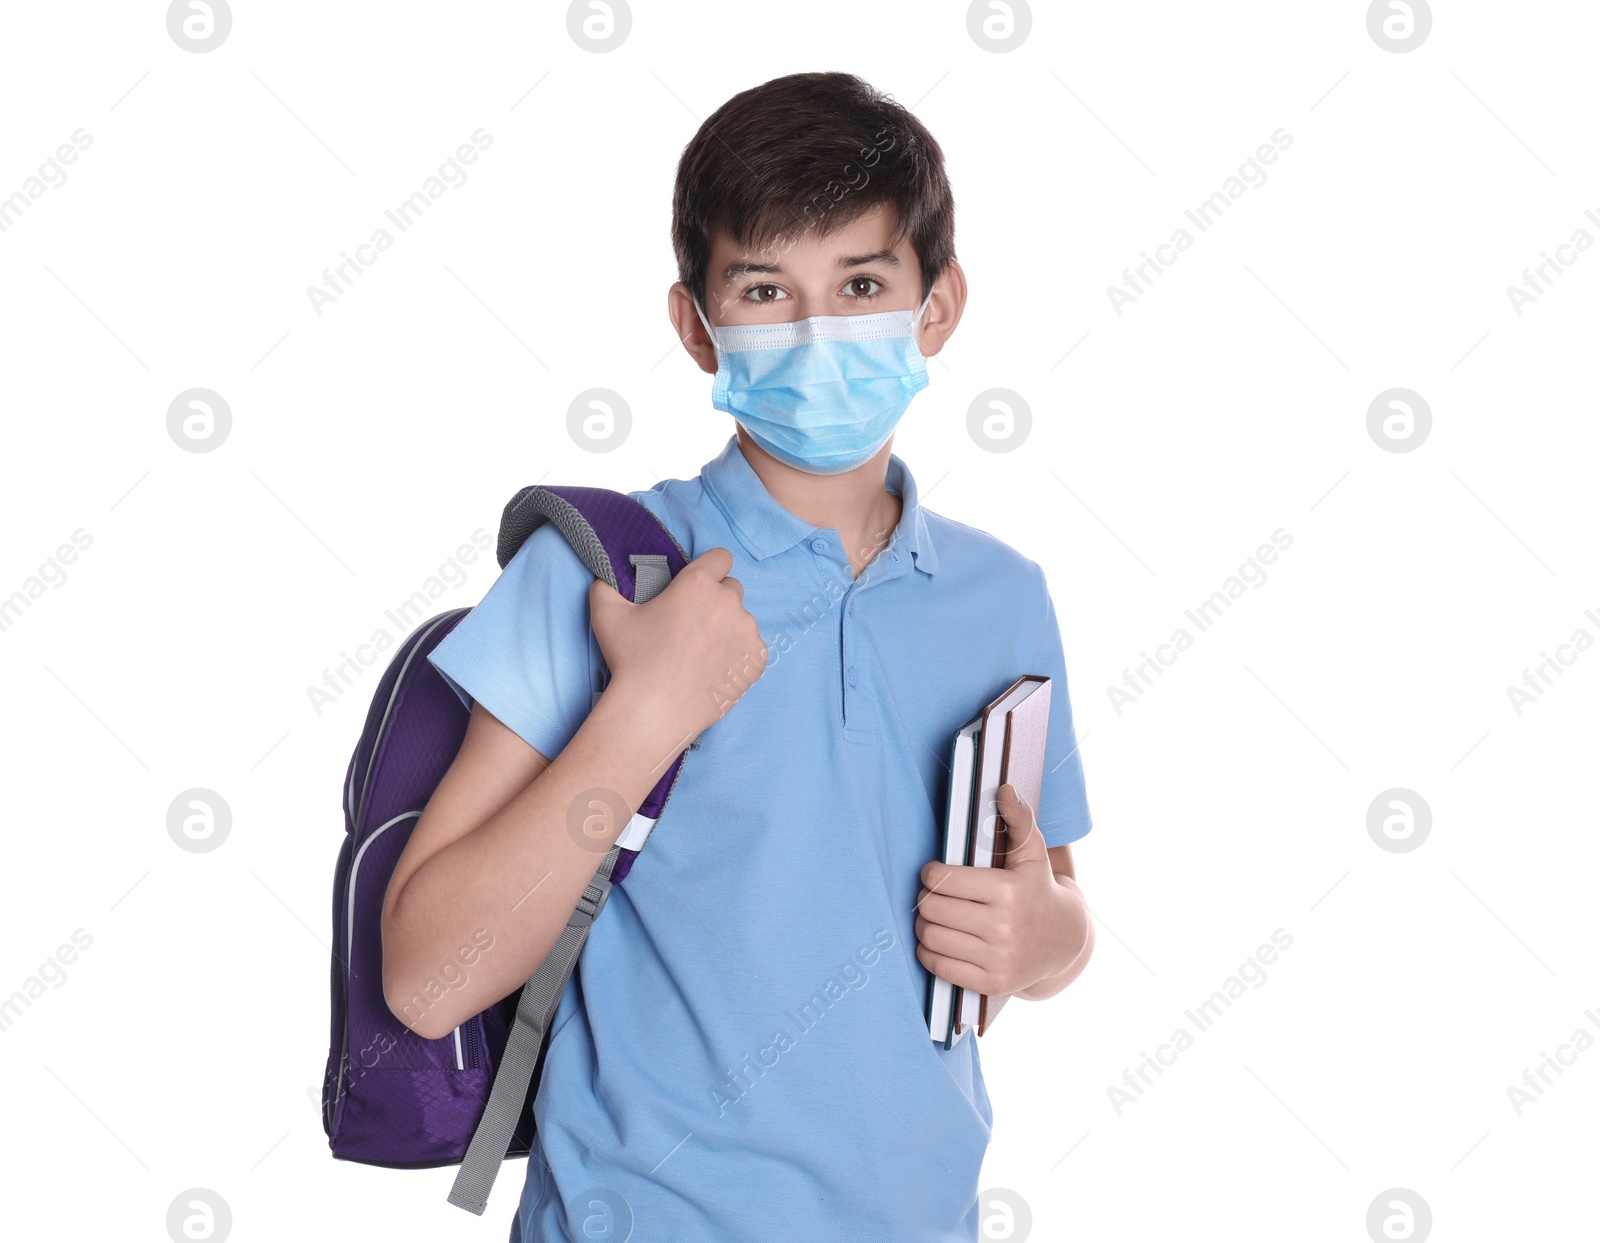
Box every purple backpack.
[321,485,691,1215]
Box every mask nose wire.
[699,287,935,340]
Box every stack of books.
[925,674,1052,1048]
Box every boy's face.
[670,203,965,376]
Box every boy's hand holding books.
[915,783,1092,1011]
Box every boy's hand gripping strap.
[497,483,696,874]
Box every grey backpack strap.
[447,847,620,1215]
[628,553,670,604]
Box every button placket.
[839,572,857,730]
[823,529,910,735]
[838,589,879,745]
[838,574,879,731]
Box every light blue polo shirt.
[428,433,1092,1242]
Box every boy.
[381,72,1094,1241]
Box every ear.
[915,259,967,359]
[668,282,718,375]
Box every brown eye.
[740,283,790,304]
[846,277,882,298]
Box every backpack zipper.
[333,614,463,1128]
[451,1016,482,1069]
[334,809,421,1117]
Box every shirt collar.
[699,433,938,576]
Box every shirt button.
[847,668,859,687]
[810,538,828,553]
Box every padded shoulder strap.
[499,484,688,585]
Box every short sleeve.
[1028,585,1093,849]
[426,520,602,760]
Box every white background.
[2,1,1596,1240]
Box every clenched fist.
[588,546,767,750]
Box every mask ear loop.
[692,298,719,354]
[908,283,937,335]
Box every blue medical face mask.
[693,287,936,475]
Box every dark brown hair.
[671,72,955,311]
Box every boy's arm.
[380,693,679,1041]
[381,548,765,1041]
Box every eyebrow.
[836,249,902,270]
[721,249,903,283]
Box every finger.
[996,783,1037,831]
[588,576,628,614]
[919,859,1007,903]
[686,546,734,581]
[996,785,1049,868]
[997,784,1043,846]
[914,942,988,994]
[722,573,744,603]
[915,915,990,965]
[915,890,998,938]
